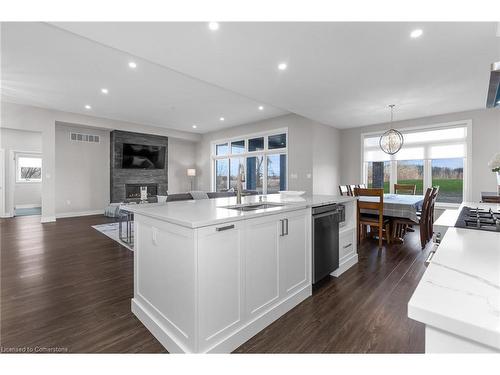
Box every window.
[16,154,42,183]
[431,158,464,204]
[229,157,244,189]
[248,137,264,152]
[362,123,470,206]
[246,156,264,193]
[231,140,245,154]
[215,159,228,191]
[216,143,228,156]
[267,154,286,193]
[397,160,424,195]
[212,130,287,193]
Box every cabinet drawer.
[339,229,355,259]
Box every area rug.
[92,222,133,251]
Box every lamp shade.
[187,168,196,177]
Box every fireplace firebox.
[125,184,158,201]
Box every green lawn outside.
[368,179,463,203]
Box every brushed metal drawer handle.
[216,224,235,232]
[343,243,353,249]
[425,251,436,266]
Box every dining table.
[358,194,425,242]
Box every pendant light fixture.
[379,104,404,155]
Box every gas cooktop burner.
[455,206,500,232]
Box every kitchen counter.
[123,194,356,229]
[408,202,500,352]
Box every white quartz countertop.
[408,206,500,350]
[121,194,356,229]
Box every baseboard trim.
[0,213,13,218]
[41,216,56,223]
[15,204,41,209]
[331,253,358,277]
[131,298,189,353]
[55,210,103,219]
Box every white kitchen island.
[124,194,357,353]
[408,202,500,353]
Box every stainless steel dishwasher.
[312,204,345,284]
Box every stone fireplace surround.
[110,130,168,203]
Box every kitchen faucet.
[236,164,245,204]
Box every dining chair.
[348,185,357,196]
[354,188,391,249]
[357,184,367,189]
[427,186,440,242]
[339,185,350,196]
[394,184,416,195]
[392,188,433,249]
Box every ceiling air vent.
[70,132,100,143]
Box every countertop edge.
[408,298,500,350]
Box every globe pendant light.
[379,104,404,155]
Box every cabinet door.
[197,222,243,351]
[279,210,309,296]
[244,214,281,318]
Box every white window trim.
[210,127,289,193]
[15,152,43,184]
[360,120,472,208]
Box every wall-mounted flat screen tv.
[122,143,166,169]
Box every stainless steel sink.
[221,202,284,211]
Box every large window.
[16,154,42,183]
[397,160,424,195]
[362,123,469,205]
[212,130,288,193]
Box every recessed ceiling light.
[410,29,423,38]
[258,106,264,111]
[220,117,225,121]
[101,88,109,94]
[128,61,137,69]
[192,125,197,129]
[278,63,287,71]
[208,22,219,31]
[84,105,92,110]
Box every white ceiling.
[1,22,287,133]
[2,22,499,133]
[52,22,500,129]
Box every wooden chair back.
[427,186,440,240]
[348,185,357,196]
[394,183,416,195]
[357,184,367,189]
[354,188,384,215]
[339,185,350,196]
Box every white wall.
[0,128,42,214]
[339,108,500,202]
[55,123,110,217]
[168,138,197,193]
[1,101,200,222]
[195,113,340,195]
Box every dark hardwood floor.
[1,214,429,353]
